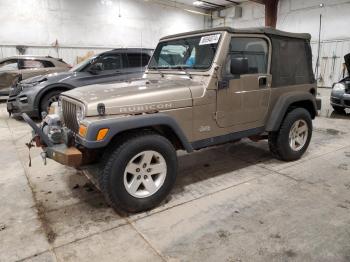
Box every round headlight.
[76,106,84,122]
[333,83,346,91]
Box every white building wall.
[212,0,350,87]
[0,0,205,65]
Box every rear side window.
[226,37,268,75]
[41,60,55,68]
[127,53,150,67]
[270,36,315,87]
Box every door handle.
[258,76,267,87]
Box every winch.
[41,113,63,144]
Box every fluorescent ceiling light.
[184,8,210,16]
[193,1,204,6]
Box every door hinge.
[218,80,229,90]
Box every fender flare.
[34,83,75,112]
[77,113,194,152]
[265,92,317,132]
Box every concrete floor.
[0,88,350,262]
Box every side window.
[225,37,268,76]
[21,59,45,69]
[0,59,18,70]
[99,54,123,71]
[127,53,150,68]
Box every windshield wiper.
[171,66,192,79]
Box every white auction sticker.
[199,34,221,45]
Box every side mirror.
[88,63,103,74]
[230,57,249,75]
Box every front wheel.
[269,108,312,161]
[40,90,64,118]
[100,131,177,213]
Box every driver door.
[216,36,271,128]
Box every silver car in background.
[0,55,70,96]
[330,53,350,113]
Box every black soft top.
[161,27,311,41]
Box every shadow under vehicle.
[23,27,321,213]
[330,53,350,114]
[0,55,70,96]
[7,48,153,118]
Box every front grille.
[331,97,341,104]
[61,99,79,133]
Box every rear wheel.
[332,105,346,114]
[100,131,177,213]
[269,108,312,161]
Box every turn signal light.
[79,124,87,137]
[96,128,109,141]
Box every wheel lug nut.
[144,175,148,179]
[147,168,151,172]
[137,175,141,180]
[143,163,147,168]
[136,168,140,172]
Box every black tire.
[268,108,312,161]
[40,90,64,118]
[332,105,346,114]
[100,131,177,213]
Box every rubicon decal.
[119,103,173,113]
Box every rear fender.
[265,92,317,132]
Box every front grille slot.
[62,99,79,133]
[331,97,341,104]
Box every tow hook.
[25,138,35,167]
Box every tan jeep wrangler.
[23,27,321,213]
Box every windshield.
[70,56,97,72]
[149,33,221,70]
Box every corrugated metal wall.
[311,39,350,88]
[0,45,113,66]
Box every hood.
[63,78,198,116]
[345,53,350,75]
[21,71,76,85]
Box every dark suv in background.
[7,48,153,118]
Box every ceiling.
[174,0,250,10]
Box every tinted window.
[0,59,18,70]
[127,53,150,67]
[99,54,122,70]
[226,37,268,75]
[270,36,315,87]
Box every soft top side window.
[225,37,268,77]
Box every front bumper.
[22,113,82,167]
[7,93,38,117]
[330,93,350,108]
